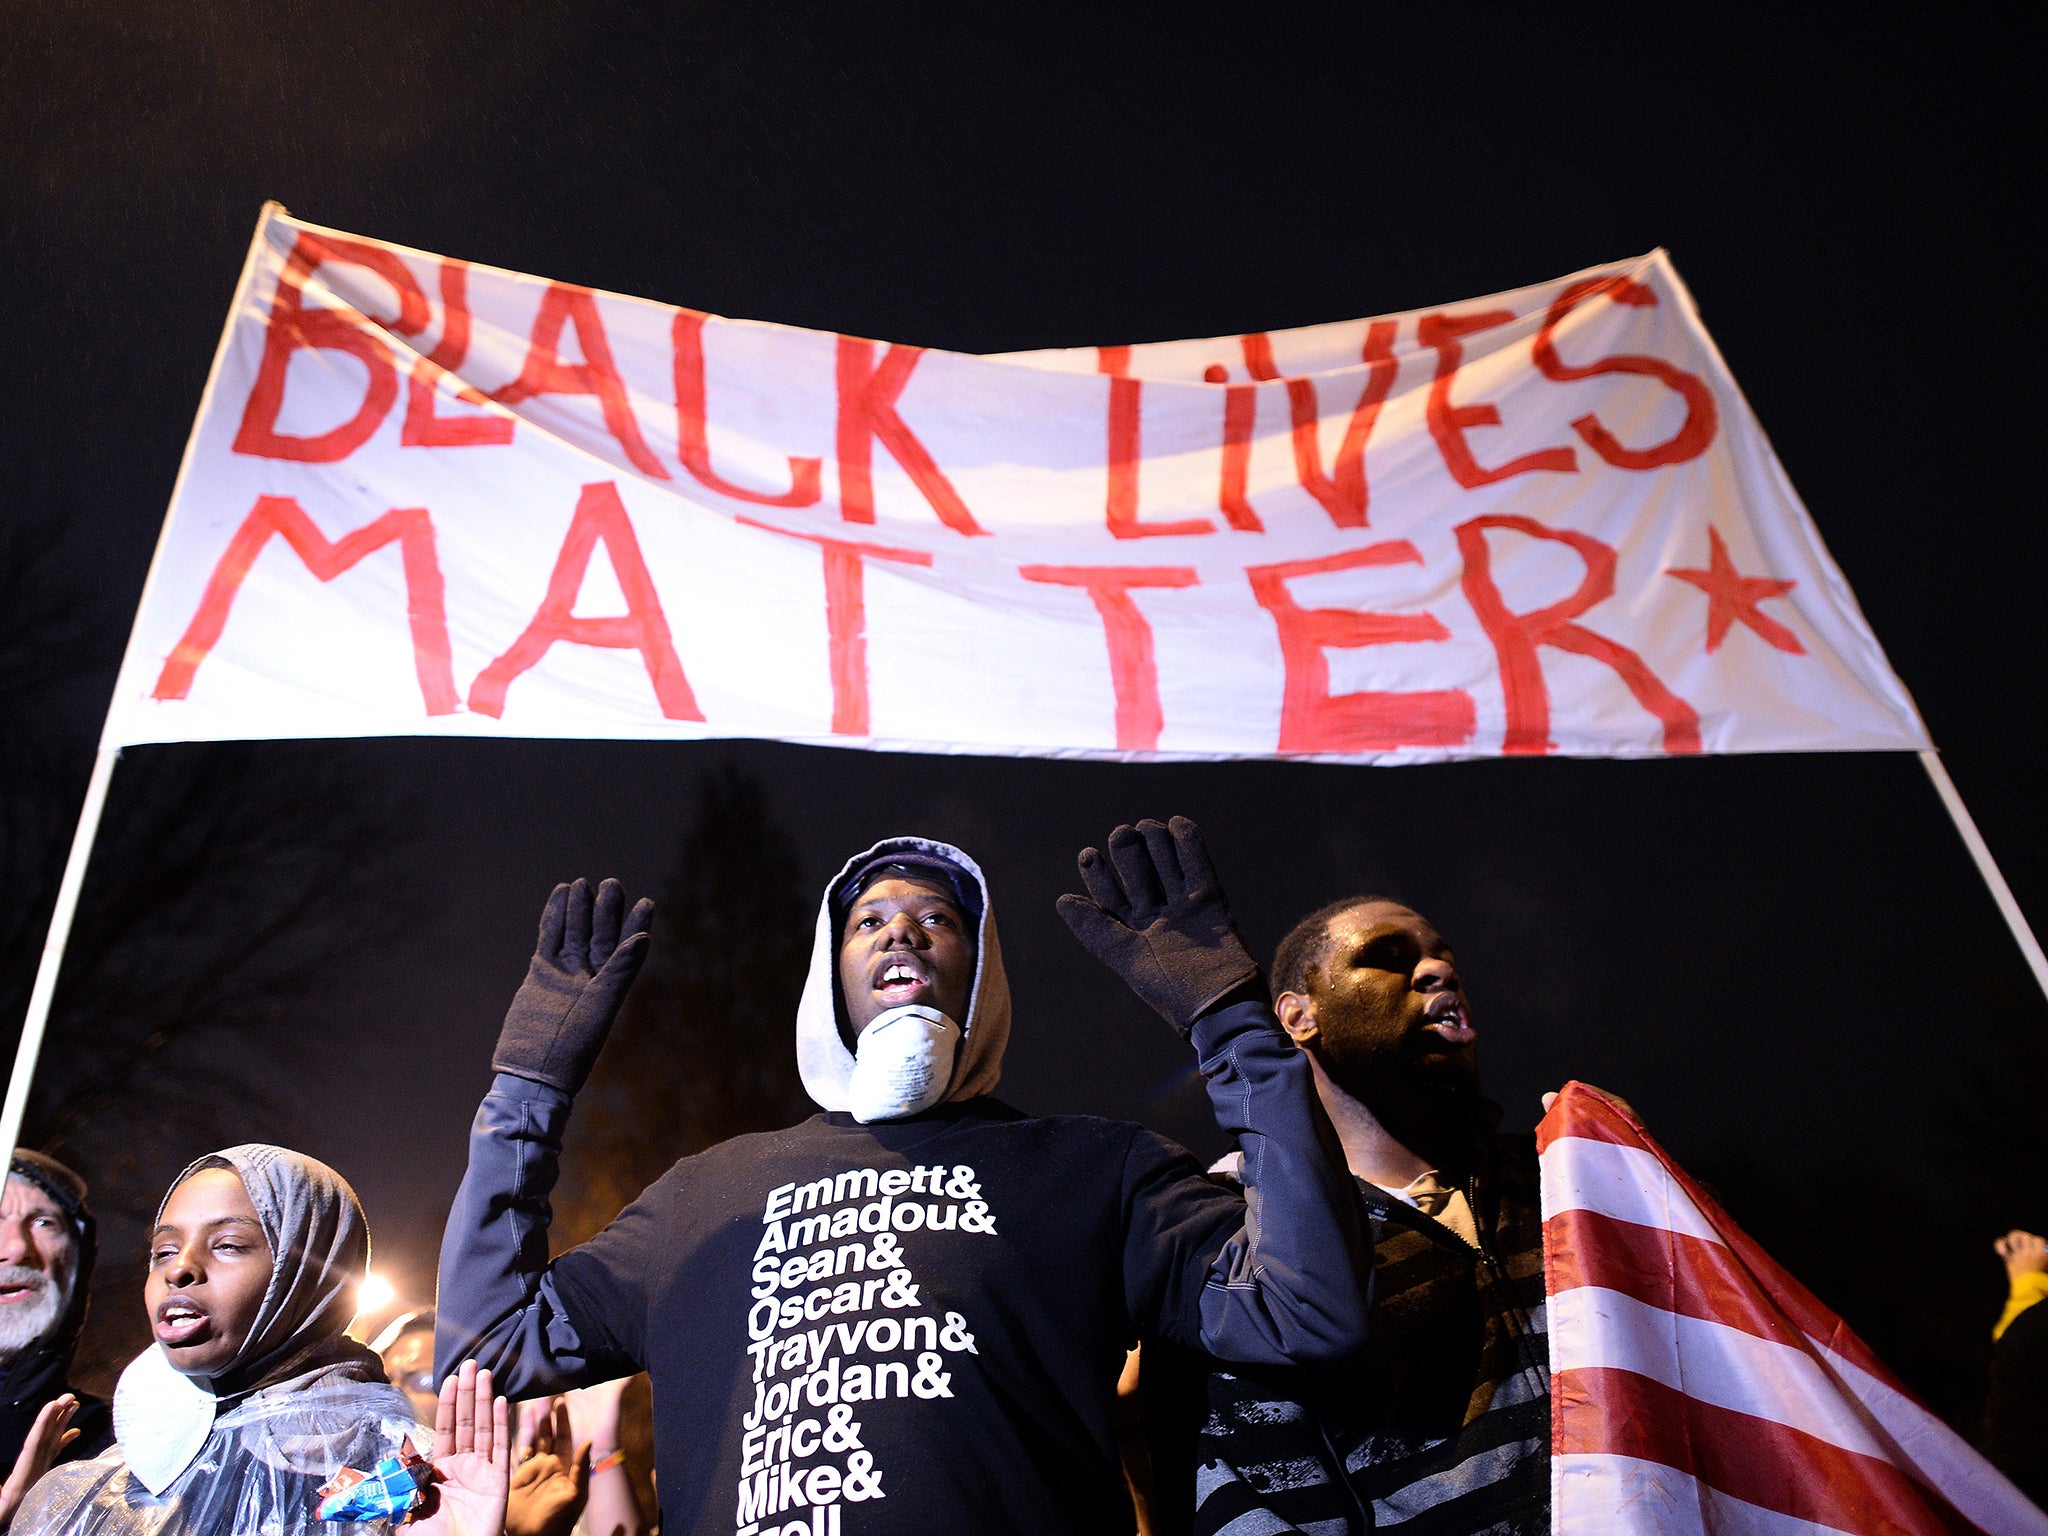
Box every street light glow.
[358,1271,396,1316]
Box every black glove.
[491,877,654,1094]
[1056,816,1260,1036]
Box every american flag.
[1540,1082,2046,1535]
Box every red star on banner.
[1667,527,1805,655]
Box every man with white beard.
[0,1153,111,1477]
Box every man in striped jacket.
[1144,895,1551,1536]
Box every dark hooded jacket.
[1,1152,113,1472]
[438,837,1367,1536]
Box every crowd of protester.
[0,818,2040,1534]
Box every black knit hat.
[7,1150,88,1231]
[1,1148,98,1427]
[833,851,983,931]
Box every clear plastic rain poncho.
[9,1146,427,1536]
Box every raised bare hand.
[413,1361,510,1536]
[0,1394,78,1527]
[507,1397,590,1536]
[1994,1229,2048,1280]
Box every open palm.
[0,1395,79,1528]
[412,1362,510,1536]
[508,1397,590,1536]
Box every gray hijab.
[155,1144,380,1396]
[104,1145,388,1498]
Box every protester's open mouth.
[1420,996,1476,1048]
[154,1297,212,1346]
[873,959,932,1005]
[0,1280,44,1306]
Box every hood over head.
[1,1150,97,1415]
[155,1144,383,1397]
[796,836,1010,1112]
[108,1145,388,1496]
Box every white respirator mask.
[846,1004,961,1123]
[114,1343,219,1493]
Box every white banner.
[103,204,1927,761]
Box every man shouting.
[437,820,1364,1535]
[1146,895,1550,1536]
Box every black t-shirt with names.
[549,1096,1244,1536]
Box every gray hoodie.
[795,835,1009,1113]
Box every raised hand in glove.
[492,877,654,1094]
[1056,816,1260,1036]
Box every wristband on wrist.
[590,1448,627,1475]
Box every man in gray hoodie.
[437,818,1364,1535]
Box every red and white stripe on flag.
[1539,1083,2046,1535]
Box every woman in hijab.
[1,1145,509,1536]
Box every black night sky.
[2,7,2041,1423]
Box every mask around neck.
[846,1005,960,1123]
[114,1344,218,1493]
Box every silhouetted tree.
[2,488,421,1389]
[552,765,814,1250]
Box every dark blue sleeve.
[434,1072,646,1395]
[1123,996,1368,1366]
